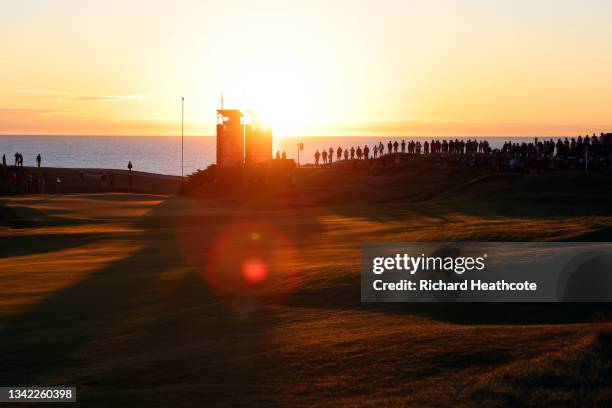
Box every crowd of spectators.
[313,133,612,174]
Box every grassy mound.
[187,158,612,215]
[461,330,612,406]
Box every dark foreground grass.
[462,330,612,406]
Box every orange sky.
[2,0,612,137]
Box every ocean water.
[0,135,543,176]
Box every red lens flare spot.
[175,216,301,312]
[241,258,269,284]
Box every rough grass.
[1,165,612,406]
[461,330,612,406]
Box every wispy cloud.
[17,89,149,102]
[0,108,186,136]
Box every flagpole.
[181,97,184,184]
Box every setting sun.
[1,1,612,136]
[238,58,319,137]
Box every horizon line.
[1,133,606,139]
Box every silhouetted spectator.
[36,154,41,168]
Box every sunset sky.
[1,0,612,137]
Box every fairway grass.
[1,188,611,406]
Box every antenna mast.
[181,97,184,183]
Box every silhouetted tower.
[216,109,245,167]
[216,109,272,167]
[244,112,273,165]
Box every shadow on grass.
[0,202,111,229]
[0,201,183,385]
[320,168,612,224]
[75,193,169,202]
[442,194,612,220]
[0,197,284,406]
[0,233,111,258]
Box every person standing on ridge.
[36,154,42,168]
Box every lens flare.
[241,257,268,284]
[176,215,301,311]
